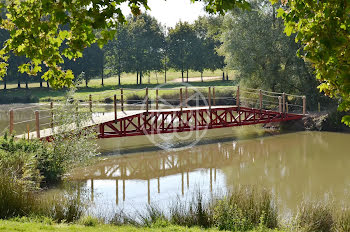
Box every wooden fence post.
[114,94,117,121]
[89,94,92,112]
[208,87,212,110]
[35,111,40,139]
[236,86,240,108]
[9,109,14,134]
[185,87,188,108]
[145,87,149,114]
[27,124,30,140]
[286,102,289,113]
[50,102,54,128]
[259,89,262,110]
[282,93,286,113]
[121,88,124,111]
[180,88,183,111]
[156,88,159,110]
[278,96,282,113]
[212,87,216,106]
[303,96,306,115]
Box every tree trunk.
[118,55,121,86]
[25,78,28,89]
[186,69,189,82]
[148,73,150,84]
[101,52,104,86]
[201,72,203,82]
[46,81,49,89]
[85,77,88,87]
[226,73,229,81]
[222,71,225,81]
[17,78,21,88]
[181,70,184,82]
[3,77,6,90]
[136,71,139,85]
[40,78,43,88]
[140,71,142,85]
[156,72,158,84]
[164,61,167,83]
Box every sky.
[120,0,207,28]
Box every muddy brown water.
[1,104,350,218]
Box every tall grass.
[108,187,277,231]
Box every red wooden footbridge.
[5,85,306,140]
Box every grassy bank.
[0,80,237,104]
[0,220,283,232]
[0,70,236,104]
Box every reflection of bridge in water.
[70,135,290,204]
[71,149,234,204]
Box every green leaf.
[277,8,285,18]
[341,115,350,126]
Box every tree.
[64,43,103,87]
[168,22,199,82]
[273,0,350,125]
[127,14,164,85]
[219,0,326,109]
[193,16,225,81]
[104,24,130,86]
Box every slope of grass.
[0,220,284,232]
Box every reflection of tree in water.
[69,132,350,211]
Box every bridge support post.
[212,87,216,106]
[236,86,240,108]
[180,88,183,111]
[35,111,40,139]
[114,94,117,121]
[156,88,159,110]
[259,89,262,110]
[185,87,188,108]
[303,96,306,115]
[9,109,14,134]
[121,88,124,111]
[89,94,92,112]
[278,96,282,113]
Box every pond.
[66,131,350,218]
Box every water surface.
[66,131,350,217]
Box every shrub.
[79,215,100,226]
[296,202,334,232]
[213,187,278,231]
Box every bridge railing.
[3,85,306,139]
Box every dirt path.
[170,76,223,83]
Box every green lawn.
[1,69,236,90]
[0,220,285,232]
[0,70,237,104]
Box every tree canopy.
[272,0,350,125]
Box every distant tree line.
[0,14,225,88]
